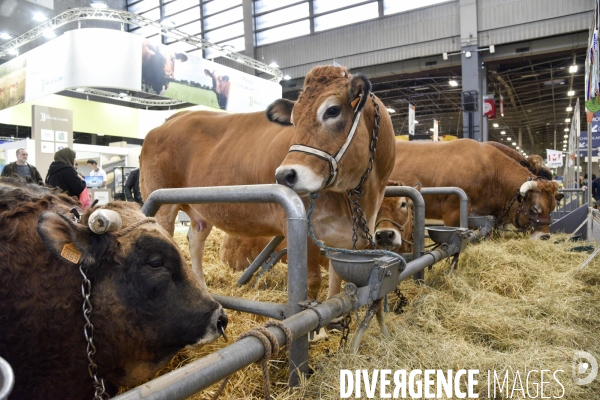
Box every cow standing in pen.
[0,178,227,400]
[392,139,562,239]
[140,65,396,302]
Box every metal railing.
[552,188,588,220]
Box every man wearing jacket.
[1,148,43,184]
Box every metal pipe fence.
[553,188,588,220]
[420,187,469,228]
[141,184,309,385]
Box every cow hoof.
[309,327,328,343]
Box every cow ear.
[37,212,95,266]
[520,160,532,170]
[348,73,371,112]
[266,99,295,125]
[555,193,565,202]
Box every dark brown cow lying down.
[220,190,416,272]
[0,178,227,400]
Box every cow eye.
[324,106,341,119]
[147,257,163,269]
[400,201,407,208]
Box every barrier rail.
[142,184,309,385]
[553,188,587,220]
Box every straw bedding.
[123,229,600,399]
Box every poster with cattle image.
[141,39,281,113]
[0,56,26,111]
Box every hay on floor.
[125,229,600,399]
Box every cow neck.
[288,93,373,188]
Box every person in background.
[45,147,86,198]
[87,159,107,188]
[124,167,143,206]
[1,148,43,184]
[74,160,85,180]
[592,174,600,203]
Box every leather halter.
[288,93,369,188]
[374,218,407,233]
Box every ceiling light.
[489,45,495,53]
[90,1,108,9]
[43,29,56,39]
[0,32,11,40]
[564,134,568,138]
[118,92,128,97]
[569,65,578,73]
[565,118,571,122]
[493,123,499,128]
[268,62,279,68]
[507,137,511,141]
[464,51,472,58]
[568,90,575,96]
[414,121,419,124]
[501,131,506,135]
[566,106,573,112]
[33,13,47,21]
[7,48,18,55]
[386,108,395,113]
[283,75,291,80]
[564,128,569,132]
[449,80,458,87]
[75,87,86,92]
[511,142,516,146]
[563,140,567,143]
[516,146,520,149]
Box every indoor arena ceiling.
[369,48,587,157]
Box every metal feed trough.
[112,184,490,400]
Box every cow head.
[36,202,227,388]
[513,180,563,240]
[374,182,418,252]
[142,41,188,95]
[269,66,377,195]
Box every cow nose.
[375,230,395,245]
[540,233,550,240]
[217,310,228,341]
[275,168,297,187]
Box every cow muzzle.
[375,228,402,250]
[275,164,326,195]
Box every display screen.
[84,176,103,188]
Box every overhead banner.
[1,28,281,114]
[499,94,504,117]
[546,149,563,168]
[408,104,415,135]
[579,130,600,157]
[483,96,496,119]
[433,119,439,141]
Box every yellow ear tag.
[61,243,82,264]
[350,97,360,109]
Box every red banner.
[483,98,496,119]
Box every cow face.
[142,40,188,95]
[37,202,226,387]
[514,180,561,239]
[269,66,374,195]
[374,196,411,252]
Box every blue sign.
[579,130,600,157]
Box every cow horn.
[519,181,538,197]
[88,209,123,234]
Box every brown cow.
[142,40,188,95]
[485,141,553,180]
[140,65,396,301]
[392,139,562,239]
[0,178,227,399]
[219,191,416,272]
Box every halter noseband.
[288,93,370,188]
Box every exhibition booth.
[0,26,282,200]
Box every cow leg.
[307,240,322,300]
[441,199,461,227]
[187,217,214,290]
[154,204,179,236]
[327,261,342,299]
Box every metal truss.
[66,88,186,107]
[0,7,283,82]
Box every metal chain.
[80,264,109,400]
[496,190,520,228]
[349,94,381,250]
[339,313,352,349]
[393,288,409,314]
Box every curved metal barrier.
[0,357,14,400]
